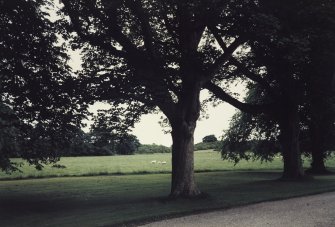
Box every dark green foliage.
[58,129,141,156]
[205,0,335,178]
[60,128,95,156]
[89,108,141,155]
[0,0,85,172]
[60,130,141,156]
[0,104,21,172]
[90,120,118,156]
[220,0,335,168]
[194,141,222,151]
[136,144,171,154]
[115,134,140,155]
[202,135,218,143]
[221,109,280,164]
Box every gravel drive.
[140,191,335,227]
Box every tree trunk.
[307,125,329,174]
[170,120,201,198]
[168,82,202,198]
[309,149,328,174]
[279,108,305,180]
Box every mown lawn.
[2,150,334,179]
[1,171,335,227]
[1,151,335,226]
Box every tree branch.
[208,25,228,51]
[209,26,277,98]
[204,82,274,114]
[229,58,277,97]
[61,1,127,58]
[160,1,179,46]
[125,0,156,57]
[62,0,146,61]
[100,1,145,57]
[206,36,245,78]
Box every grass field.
[2,150,334,180]
[1,150,335,226]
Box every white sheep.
[151,160,157,164]
[161,161,167,164]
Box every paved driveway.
[141,192,335,227]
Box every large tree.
[58,0,246,197]
[0,0,84,171]
[220,83,335,173]
[205,0,335,179]
[302,1,335,173]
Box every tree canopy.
[57,0,250,197]
[207,0,335,178]
[0,0,85,172]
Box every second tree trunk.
[279,108,305,179]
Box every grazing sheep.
[151,160,157,164]
[161,161,167,164]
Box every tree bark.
[170,120,201,198]
[309,149,328,174]
[278,108,305,180]
[168,83,202,198]
[306,124,329,174]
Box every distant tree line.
[55,124,172,156]
[62,133,221,156]
[61,128,140,156]
[136,144,171,154]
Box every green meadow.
[2,150,334,180]
[1,150,335,226]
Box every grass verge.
[1,171,335,226]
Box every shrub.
[194,141,222,151]
[202,135,218,143]
[136,144,171,154]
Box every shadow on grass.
[0,196,75,215]
[1,171,335,227]
[0,192,172,217]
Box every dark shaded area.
[1,171,335,226]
